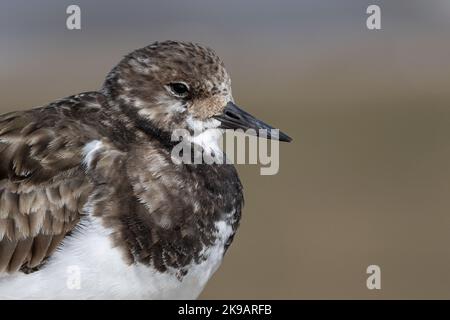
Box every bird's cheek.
[189,96,227,120]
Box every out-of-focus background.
[1,0,450,299]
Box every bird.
[0,41,291,299]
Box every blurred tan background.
[2,0,450,299]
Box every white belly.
[0,216,231,299]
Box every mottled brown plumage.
[0,41,244,277]
[0,42,290,299]
[0,93,102,272]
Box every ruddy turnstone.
[0,41,291,299]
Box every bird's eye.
[168,82,190,97]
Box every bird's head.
[103,41,292,144]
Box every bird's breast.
[119,149,244,274]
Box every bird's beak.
[213,102,292,142]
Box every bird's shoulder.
[0,92,114,182]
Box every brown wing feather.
[0,107,94,273]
